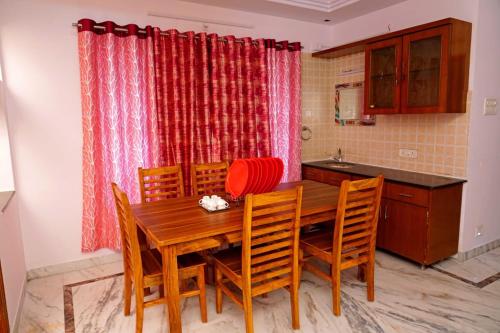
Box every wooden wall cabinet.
[302,165,463,266]
[313,18,471,115]
[365,20,470,115]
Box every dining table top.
[131,180,340,247]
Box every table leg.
[163,245,182,333]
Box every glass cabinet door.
[364,37,402,114]
[401,26,449,113]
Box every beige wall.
[301,52,470,178]
[301,54,336,161]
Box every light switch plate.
[399,148,417,159]
[483,98,497,115]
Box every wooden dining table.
[131,180,340,333]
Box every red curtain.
[152,30,271,193]
[78,20,161,251]
[267,41,302,182]
[77,19,300,251]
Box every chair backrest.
[190,161,229,196]
[111,183,144,279]
[332,176,384,270]
[138,165,185,203]
[241,186,303,297]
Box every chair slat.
[251,267,292,283]
[251,230,292,246]
[251,222,293,237]
[251,249,293,266]
[344,206,375,217]
[251,240,292,256]
[251,213,295,227]
[252,203,296,217]
[251,257,291,274]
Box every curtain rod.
[72,23,302,49]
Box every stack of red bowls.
[225,157,284,199]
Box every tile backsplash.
[301,52,469,178]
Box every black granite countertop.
[302,160,466,189]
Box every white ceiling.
[180,0,407,24]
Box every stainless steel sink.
[324,161,355,169]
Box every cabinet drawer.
[323,171,350,187]
[302,166,350,186]
[302,166,323,182]
[384,182,429,207]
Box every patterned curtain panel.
[153,29,271,194]
[267,41,302,182]
[78,20,161,251]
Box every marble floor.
[18,251,500,333]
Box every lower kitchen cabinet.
[302,165,463,266]
[377,198,427,264]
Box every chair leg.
[242,288,254,333]
[366,262,375,302]
[135,286,145,333]
[197,266,208,323]
[215,267,223,314]
[357,264,367,282]
[298,249,304,288]
[290,283,300,329]
[331,265,341,316]
[123,272,132,316]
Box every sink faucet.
[332,148,344,162]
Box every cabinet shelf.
[409,67,439,73]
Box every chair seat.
[301,230,333,253]
[143,249,206,287]
[212,247,242,273]
[212,247,243,287]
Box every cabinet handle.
[384,205,388,221]
[370,104,375,109]
[399,193,414,198]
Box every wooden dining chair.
[138,165,184,203]
[212,186,303,333]
[190,161,229,196]
[300,175,384,316]
[111,183,207,333]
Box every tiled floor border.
[430,266,500,288]
[63,272,124,333]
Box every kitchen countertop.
[302,160,466,189]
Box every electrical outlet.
[474,225,484,238]
[399,148,417,159]
[483,98,497,115]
